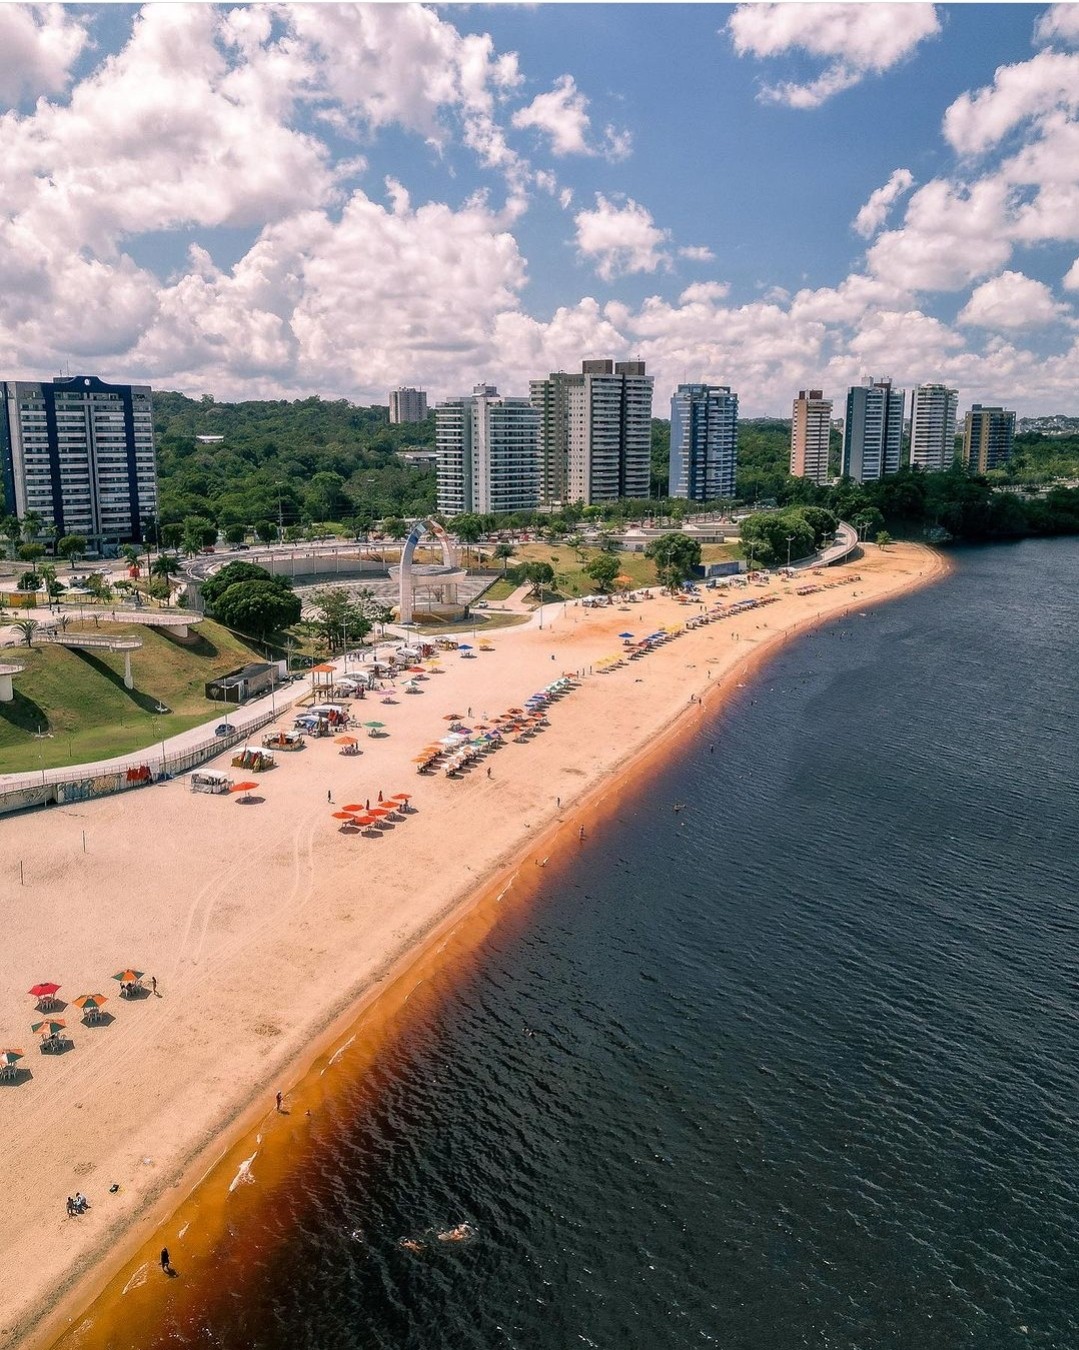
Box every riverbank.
[0,543,945,1350]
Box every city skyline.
[1,4,1078,415]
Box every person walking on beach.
[327,789,332,803]
[160,1248,171,1274]
[151,975,158,996]
[276,1091,283,1112]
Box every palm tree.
[13,619,39,647]
[493,542,516,575]
[150,555,181,606]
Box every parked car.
[214,723,232,736]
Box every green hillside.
[0,619,269,772]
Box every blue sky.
[1,3,1078,415]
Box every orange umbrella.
[335,734,357,745]
[367,804,392,816]
[352,814,375,827]
[332,810,358,821]
[32,1018,66,1037]
[391,792,411,802]
[231,781,258,792]
[412,755,433,763]
[73,994,108,1010]
[342,803,366,813]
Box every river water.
[122,540,1079,1349]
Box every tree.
[200,561,291,608]
[451,513,483,563]
[18,543,45,564]
[493,542,516,574]
[182,515,217,554]
[851,507,885,541]
[875,530,893,549]
[161,523,184,551]
[224,523,247,545]
[150,554,181,604]
[13,619,40,647]
[1,515,22,558]
[382,517,409,541]
[645,533,702,590]
[585,553,621,594]
[58,535,86,569]
[254,520,276,543]
[520,560,555,598]
[212,580,301,636]
[309,587,374,650]
[18,570,41,591]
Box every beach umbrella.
[31,1019,66,1037]
[334,734,357,745]
[342,802,367,813]
[28,982,61,1000]
[231,780,259,801]
[363,720,385,729]
[73,994,108,1010]
[443,712,463,720]
[391,792,411,802]
[618,631,634,639]
[458,643,473,651]
[0,1050,24,1066]
[111,969,144,984]
[332,810,359,821]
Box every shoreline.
[0,544,947,1350]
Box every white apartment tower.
[388,387,428,424]
[668,384,739,501]
[435,385,541,517]
[790,389,833,485]
[842,378,904,483]
[909,384,959,471]
[530,359,654,505]
[1,374,158,545]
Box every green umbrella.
[32,1019,66,1037]
[363,720,385,729]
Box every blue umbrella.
[618,631,634,638]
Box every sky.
[1,2,1078,416]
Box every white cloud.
[678,246,716,263]
[1064,257,1079,291]
[513,74,592,156]
[0,4,88,103]
[865,178,1013,290]
[853,168,915,237]
[958,270,1070,330]
[1034,4,1079,48]
[728,2,941,108]
[573,195,672,282]
[943,50,1079,156]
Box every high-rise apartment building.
[1,374,158,545]
[909,384,959,472]
[841,378,904,483]
[435,385,541,516]
[529,359,654,505]
[790,388,833,485]
[388,387,428,424]
[668,384,738,501]
[963,404,1016,474]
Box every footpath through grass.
[0,619,269,773]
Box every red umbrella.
[391,792,411,802]
[332,811,358,821]
[342,803,366,813]
[28,983,60,999]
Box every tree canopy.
[211,580,302,637]
[645,533,701,589]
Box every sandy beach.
[0,542,945,1350]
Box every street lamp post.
[786,534,795,570]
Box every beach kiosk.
[190,771,232,795]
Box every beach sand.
[0,543,946,1350]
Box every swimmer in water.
[437,1222,475,1243]
[399,1237,426,1253]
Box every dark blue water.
[142,541,1079,1349]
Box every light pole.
[786,534,795,570]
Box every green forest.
[151,391,1079,548]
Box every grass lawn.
[0,619,271,772]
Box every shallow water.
[122,540,1079,1349]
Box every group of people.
[66,1193,89,1217]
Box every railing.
[0,686,310,818]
